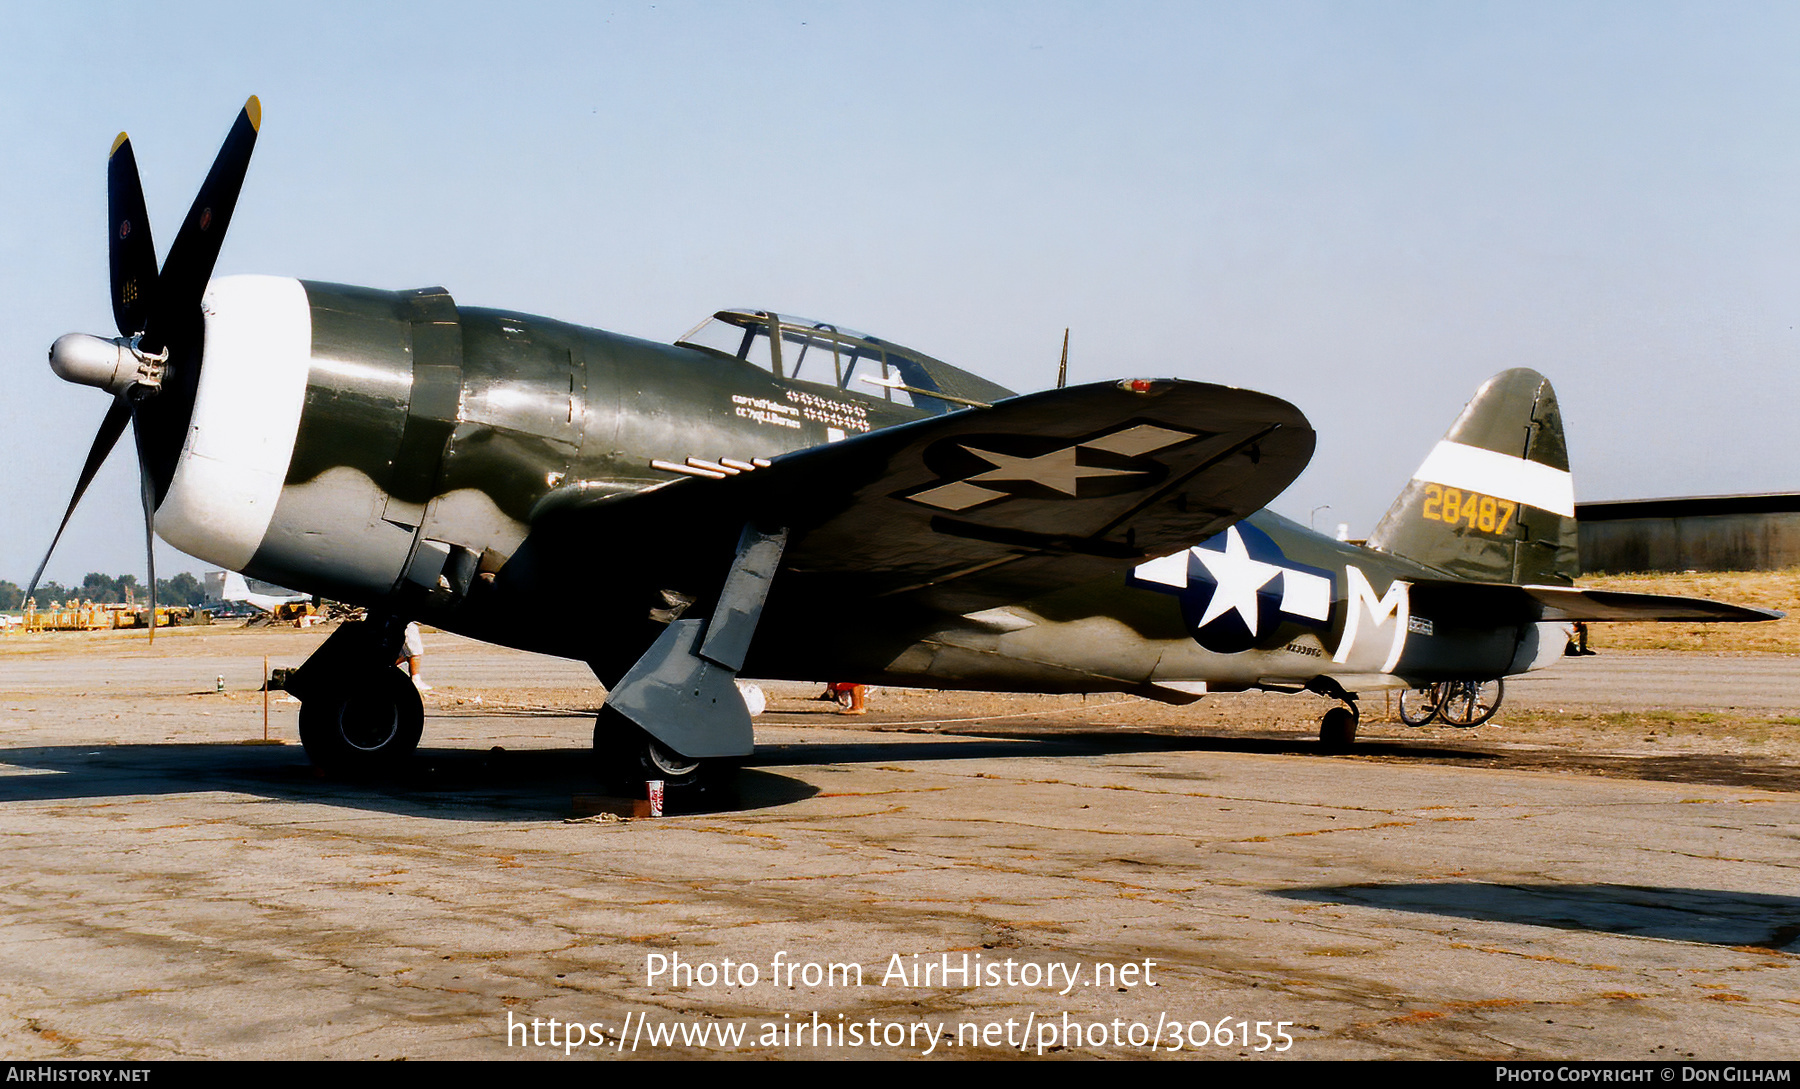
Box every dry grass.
[1576,568,1800,654]
[1497,708,1800,752]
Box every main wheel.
[1319,705,1359,752]
[1397,685,1442,726]
[592,707,734,793]
[1436,678,1504,727]
[298,667,424,775]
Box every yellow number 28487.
[1420,484,1515,535]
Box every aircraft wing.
[1409,579,1784,624]
[527,379,1313,615]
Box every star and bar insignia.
[1130,522,1336,654]
[902,423,1200,512]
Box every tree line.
[0,572,206,611]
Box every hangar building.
[1577,493,1800,574]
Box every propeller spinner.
[31,97,261,637]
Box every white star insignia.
[1191,525,1282,634]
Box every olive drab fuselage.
[235,284,913,601]
[168,278,1566,702]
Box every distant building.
[1577,493,1800,573]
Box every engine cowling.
[157,275,606,609]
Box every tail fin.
[1366,368,1578,585]
[221,571,252,601]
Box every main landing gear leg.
[596,524,787,794]
[284,615,424,776]
[1318,700,1360,753]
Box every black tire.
[1397,685,1442,727]
[592,707,734,794]
[1437,679,1504,727]
[298,667,424,775]
[1319,705,1358,752]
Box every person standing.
[398,621,431,691]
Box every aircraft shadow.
[0,730,1435,822]
[749,730,1488,766]
[1272,882,1800,950]
[845,729,1800,792]
[0,728,1661,822]
[0,743,817,821]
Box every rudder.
[1365,368,1578,585]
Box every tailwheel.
[1318,704,1359,753]
[1436,679,1504,727]
[1397,685,1443,726]
[298,667,424,776]
[592,706,736,795]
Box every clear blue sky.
[3,1,1796,584]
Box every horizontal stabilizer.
[1410,578,1783,625]
[1523,586,1783,623]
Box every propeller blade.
[129,397,159,643]
[133,96,261,502]
[144,95,260,353]
[107,133,158,338]
[24,398,132,603]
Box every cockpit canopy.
[676,309,1014,415]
